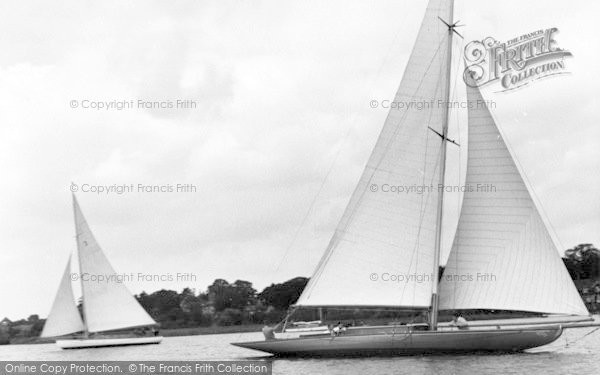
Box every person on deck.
[262,321,281,340]
[450,314,469,330]
[331,322,342,336]
[331,322,346,336]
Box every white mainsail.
[73,196,156,332]
[438,84,589,316]
[296,0,453,308]
[41,256,85,337]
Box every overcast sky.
[1,0,598,320]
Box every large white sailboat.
[41,195,162,349]
[233,0,598,356]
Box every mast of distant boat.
[72,193,89,338]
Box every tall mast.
[72,193,89,337]
[430,1,455,331]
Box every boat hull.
[56,336,163,349]
[232,326,562,357]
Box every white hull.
[56,336,162,349]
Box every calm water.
[1,328,599,375]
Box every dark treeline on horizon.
[1,243,599,344]
[135,276,310,328]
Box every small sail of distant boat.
[40,256,84,338]
[41,195,162,349]
[73,196,156,333]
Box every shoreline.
[6,313,599,345]
[5,324,264,345]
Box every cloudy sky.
[1,0,598,320]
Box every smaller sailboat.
[41,194,162,349]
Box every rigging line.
[401,81,442,304]
[407,41,448,303]
[400,25,456,305]
[274,136,349,272]
[450,35,465,310]
[273,16,411,274]
[403,38,450,303]
[371,6,413,82]
[410,146,441,298]
[332,36,447,234]
[402,35,449,305]
[293,34,446,302]
[566,326,600,347]
[484,92,565,252]
[304,37,449,294]
[372,17,451,305]
[334,38,448,245]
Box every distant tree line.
[135,277,308,329]
[562,244,600,280]
[0,314,44,344]
[1,244,598,344]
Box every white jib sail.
[296,0,454,308]
[41,256,85,337]
[73,195,156,332]
[438,85,589,316]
